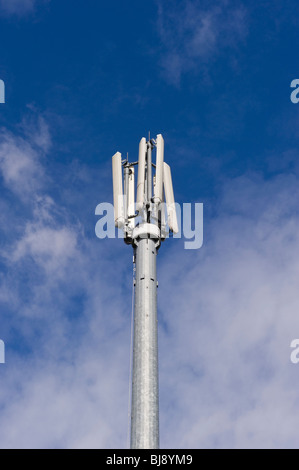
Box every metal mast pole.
[130,237,159,448]
[130,140,159,449]
[111,133,177,450]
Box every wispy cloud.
[21,113,52,153]
[0,129,44,198]
[158,170,299,448]
[0,115,132,448]
[0,0,48,17]
[1,115,299,448]
[156,0,248,86]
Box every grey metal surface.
[130,236,159,449]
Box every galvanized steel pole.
[130,237,159,449]
[130,139,159,449]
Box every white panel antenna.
[160,189,167,240]
[153,134,164,204]
[127,166,135,230]
[136,137,146,212]
[163,162,179,234]
[112,151,125,228]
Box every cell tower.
[112,134,178,449]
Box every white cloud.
[2,164,299,448]
[0,130,44,198]
[21,114,52,153]
[0,0,48,16]
[0,119,133,448]
[0,349,130,448]
[157,0,247,85]
[0,0,36,15]
[12,225,77,271]
[1,119,299,448]
[9,193,78,274]
[158,171,299,448]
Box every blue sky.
[0,0,299,448]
